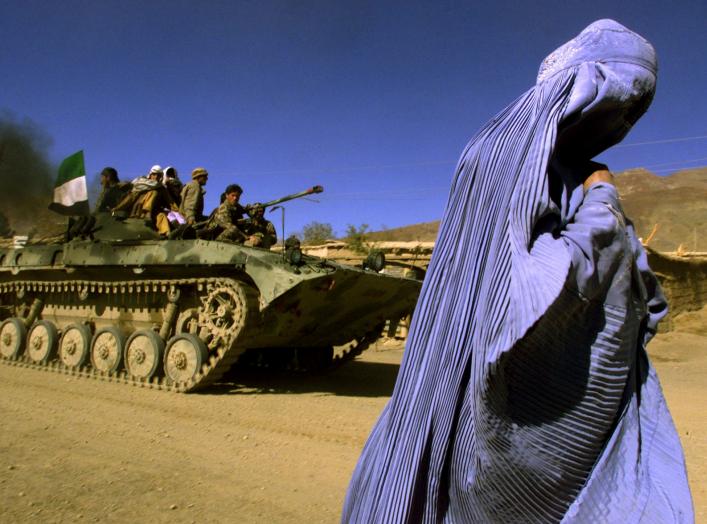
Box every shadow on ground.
[207,359,400,397]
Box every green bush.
[345,223,370,254]
[302,221,334,245]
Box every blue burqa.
[343,20,694,523]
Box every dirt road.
[1,332,704,523]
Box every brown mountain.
[615,167,707,252]
[368,167,707,252]
[367,221,441,243]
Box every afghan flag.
[48,150,90,216]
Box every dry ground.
[1,329,704,523]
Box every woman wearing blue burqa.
[343,19,693,523]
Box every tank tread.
[240,323,383,374]
[328,323,384,371]
[0,277,255,393]
[0,278,381,392]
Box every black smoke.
[0,210,12,237]
[0,112,64,237]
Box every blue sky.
[2,0,705,237]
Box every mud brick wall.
[647,251,707,331]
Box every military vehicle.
[0,187,421,392]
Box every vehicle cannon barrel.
[257,185,323,209]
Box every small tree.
[302,221,334,245]
[345,223,370,254]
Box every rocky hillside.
[367,221,440,243]
[615,167,707,252]
[368,167,707,252]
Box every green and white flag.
[48,150,90,216]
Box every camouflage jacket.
[243,217,277,248]
[208,201,247,232]
[179,181,205,222]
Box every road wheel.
[124,330,164,380]
[59,323,92,368]
[26,320,58,363]
[164,334,208,384]
[0,318,27,359]
[90,327,125,374]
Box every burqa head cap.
[539,19,658,160]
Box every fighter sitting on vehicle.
[242,204,277,249]
[203,183,248,242]
[179,167,209,225]
[112,165,174,237]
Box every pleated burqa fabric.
[343,20,694,523]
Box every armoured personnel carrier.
[0,187,421,392]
